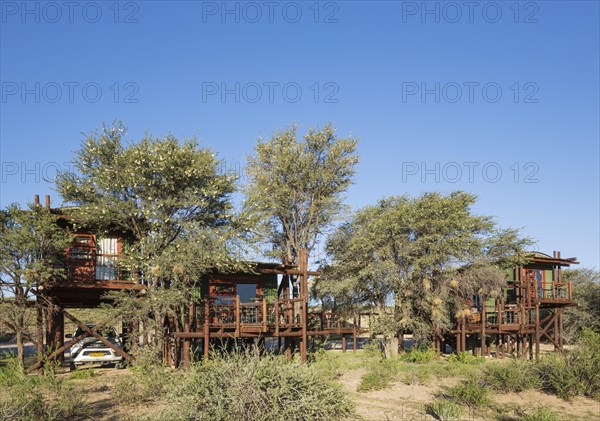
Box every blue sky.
[1,1,598,268]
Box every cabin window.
[96,237,119,280]
[237,283,258,303]
[71,235,94,260]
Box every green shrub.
[357,357,398,391]
[535,354,582,401]
[521,406,559,421]
[426,399,464,421]
[0,355,90,419]
[401,346,439,364]
[567,328,600,400]
[115,346,174,405]
[533,328,600,401]
[444,379,491,408]
[447,352,483,365]
[162,349,354,420]
[67,367,95,380]
[119,347,354,420]
[483,358,540,392]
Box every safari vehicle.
[66,324,125,370]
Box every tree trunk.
[16,329,25,367]
[36,305,44,362]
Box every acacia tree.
[56,123,247,351]
[562,268,600,342]
[315,192,531,356]
[0,204,69,366]
[244,123,358,276]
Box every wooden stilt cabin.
[33,195,360,370]
[447,251,578,359]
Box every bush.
[483,358,540,392]
[0,355,90,419]
[68,367,95,380]
[521,406,559,421]
[115,345,174,406]
[161,349,354,420]
[444,379,491,408]
[535,354,581,401]
[535,329,600,401]
[447,352,483,365]
[400,346,438,364]
[357,357,398,392]
[426,399,464,421]
[119,347,355,420]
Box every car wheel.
[115,360,127,369]
[69,361,76,371]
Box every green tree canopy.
[315,191,531,354]
[56,122,251,348]
[0,203,69,365]
[563,268,600,342]
[244,123,358,265]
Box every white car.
[67,324,125,370]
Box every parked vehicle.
[66,324,125,370]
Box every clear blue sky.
[1,1,598,268]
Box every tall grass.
[482,358,540,392]
[535,328,600,401]
[116,346,355,420]
[0,355,90,420]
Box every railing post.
[204,300,210,359]
[235,295,240,336]
[275,300,280,336]
[262,299,267,332]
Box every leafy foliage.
[426,399,464,421]
[56,122,251,349]
[244,123,358,265]
[443,379,492,408]
[0,355,90,419]
[482,358,540,392]
[562,268,600,343]
[535,328,600,401]
[117,347,355,420]
[315,192,531,353]
[0,204,69,365]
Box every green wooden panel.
[486,296,496,312]
[261,274,278,303]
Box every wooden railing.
[197,297,306,330]
[523,281,573,301]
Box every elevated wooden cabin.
[448,251,578,359]
[35,195,358,367]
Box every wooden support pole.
[275,300,280,337]
[182,304,191,368]
[262,298,267,332]
[235,295,240,337]
[342,335,346,352]
[461,318,466,353]
[353,324,357,352]
[46,302,64,363]
[535,303,540,361]
[300,249,309,363]
[36,302,44,362]
[481,295,487,357]
[558,309,564,352]
[203,300,210,359]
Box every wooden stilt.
[535,303,540,361]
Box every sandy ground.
[3,339,597,421]
[58,365,600,421]
[339,367,600,421]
